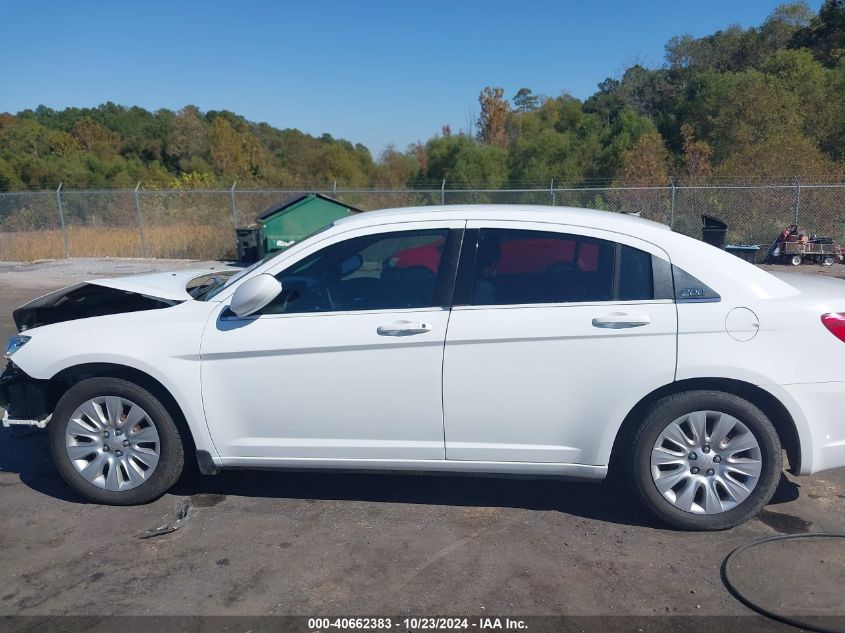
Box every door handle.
[591,313,652,329]
[377,321,433,336]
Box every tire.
[627,390,781,530]
[790,255,802,266]
[49,377,184,505]
[823,256,834,267]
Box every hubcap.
[65,396,160,491]
[650,410,762,514]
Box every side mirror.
[229,273,282,317]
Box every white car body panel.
[443,300,677,465]
[200,219,464,463]
[768,381,845,474]
[201,307,451,461]
[10,300,221,456]
[89,268,233,301]
[443,220,677,465]
[218,456,607,479]
[6,205,845,479]
[671,273,845,475]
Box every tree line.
[1,1,843,191]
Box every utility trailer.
[764,224,844,267]
[778,240,842,266]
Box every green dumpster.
[256,193,362,256]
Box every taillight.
[821,313,845,342]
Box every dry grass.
[0,224,236,262]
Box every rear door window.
[470,229,615,305]
[618,244,654,301]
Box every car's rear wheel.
[628,390,781,530]
[49,377,184,505]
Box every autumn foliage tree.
[71,117,120,158]
[477,87,510,147]
[616,132,669,185]
[679,124,712,184]
[208,117,247,178]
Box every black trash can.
[701,215,728,248]
[236,228,260,263]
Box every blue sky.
[1,0,822,156]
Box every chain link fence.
[0,182,842,261]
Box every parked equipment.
[779,241,840,266]
[764,224,843,266]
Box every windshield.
[199,222,335,301]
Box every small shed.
[256,193,362,255]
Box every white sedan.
[3,206,844,530]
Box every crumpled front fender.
[0,362,50,426]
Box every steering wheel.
[306,284,336,311]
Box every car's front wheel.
[49,377,184,504]
[628,390,782,530]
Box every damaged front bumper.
[0,362,51,428]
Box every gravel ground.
[0,257,843,622]
[0,257,233,291]
[758,262,845,280]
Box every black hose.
[721,532,845,633]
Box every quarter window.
[258,229,449,315]
[671,265,721,302]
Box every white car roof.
[336,204,670,233]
